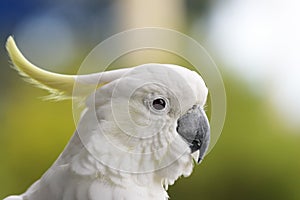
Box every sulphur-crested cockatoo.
[4,36,210,200]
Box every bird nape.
[4,36,210,200]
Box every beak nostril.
[192,104,198,109]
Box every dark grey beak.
[176,105,210,164]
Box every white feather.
[5,63,208,200]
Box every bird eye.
[152,98,166,110]
[147,96,169,114]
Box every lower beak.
[176,105,210,164]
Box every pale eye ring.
[147,95,170,114]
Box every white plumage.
[4,36,209,200]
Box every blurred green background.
[0,0,299,200]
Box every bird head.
[6,36,210,186]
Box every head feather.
[6,36,131,100]
[6,36,76,100]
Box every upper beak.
[176,105,210,164]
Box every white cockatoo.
[4,36,210,200]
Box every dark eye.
[146,95,170,114]
[152,98,166,110]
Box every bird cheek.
[129,106,151,127]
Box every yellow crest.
[6,36,130,100]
